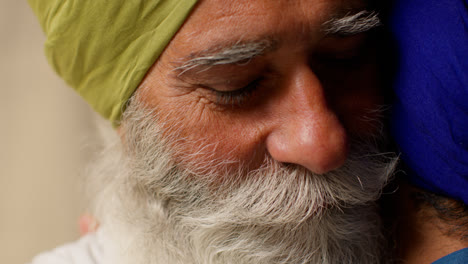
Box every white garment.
[28,230,105,264]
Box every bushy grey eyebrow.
[321,10,382,36]
[174,11,381,75]
[174,39,275,75]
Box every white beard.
[88,98,398,264]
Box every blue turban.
[390,0,468,204]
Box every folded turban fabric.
[28,0,198,125]
[389,0,468,204]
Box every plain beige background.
[1,1,99,263]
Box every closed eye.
[202,77,265,107]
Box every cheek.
[154,97,267,174]
[339,90,384,135]
[330,65,384,136]
[138,65,267,176]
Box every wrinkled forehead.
[169,0,370,51]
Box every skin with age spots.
[139,0,384,176]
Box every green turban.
[28,0,198,125]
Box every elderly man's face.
[103,1,396,263]
[138,0,383,176]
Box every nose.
[265,66,348,174]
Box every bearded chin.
[89,99,398,264]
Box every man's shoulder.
[28,230,105,264]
